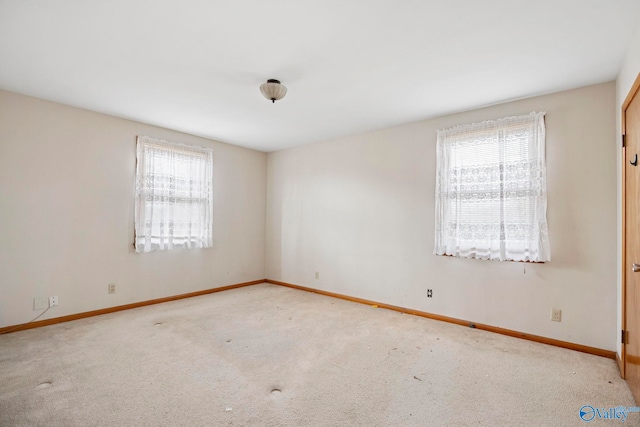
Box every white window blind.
[134,136,213,253]
[434,112,550,262]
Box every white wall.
[616,25,640,356]
[0,90,266,328]
[0,80,622,352]
[266,82,617,351]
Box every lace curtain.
[434,112,550,262]
[135,136,213,253]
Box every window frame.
[433,112,550,262]
[134,135,214,253]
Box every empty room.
[3,1,640,425]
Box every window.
[434,112,550,262]
[134,136,213,253]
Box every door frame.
[621,72,640,378]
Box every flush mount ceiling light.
[260,79,287,103]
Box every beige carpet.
[0,283,634,426]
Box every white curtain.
[135,136,213,253]
[434,112,550,262]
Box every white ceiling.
[1,1,640,152]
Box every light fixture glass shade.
[260,79,287,103]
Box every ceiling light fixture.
[260,79,287,103]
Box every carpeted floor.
[0,283,634,426]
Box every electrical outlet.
[108,283,116,294]
[427,289,433,298]
[33,297,48,311]
[315,272,319,279]
[551,308,562,322]
[49,296,59,308]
